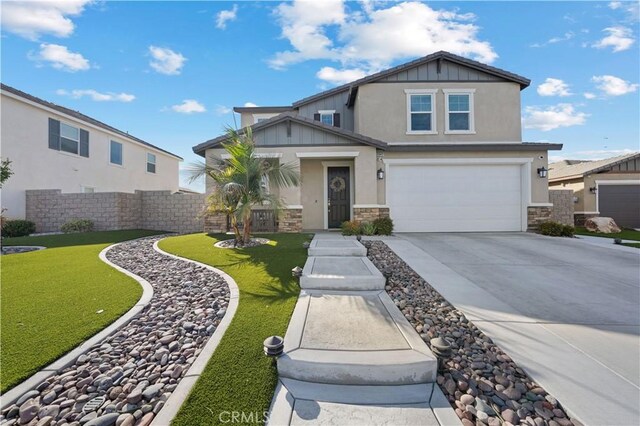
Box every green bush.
[2,219,36,238]
[373,217,394,235]
[61,219,94,233]
[341,220,362,236]
[539,221,574,237]
[361,222,376,236]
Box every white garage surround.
[384,158,532,232]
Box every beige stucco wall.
[240,112,280,128]
[1,94,180,219]
[380,150,549,204]
[354,82,522,143]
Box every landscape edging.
[150,239,240,426]
[1,241,154,409]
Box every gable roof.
[193,111,388,156]
[1,83,182,160]
[292,51,531,108]
[549,152,640,181]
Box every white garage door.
[387,163,524,232]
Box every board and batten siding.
[297,90,354,131]
[380,59,504,82]
[253,121,355,146]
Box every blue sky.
[2,0,639,192]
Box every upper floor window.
[405,89,437,134]
[319,110,335,126]
[147,153,156,173]
[444,89,475,134]
[110,140,123,165]
[48,118,89,157]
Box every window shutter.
[333,113,340,128]
[79,129,89,158]
[48,118,60,150]
[313,113,321,121]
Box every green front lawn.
[1,230,162,392]
[157,233,309,426]
[622,243,640,249]
[574,227,640,241]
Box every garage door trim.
[384,158,532,232]
[595,179,640,213]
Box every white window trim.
[318,109,336,126]
[59,120,81,156]
[146,152,157,175]
[443,88,476,134]
[404,89,437,135]
[109,140,124,167]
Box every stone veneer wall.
[353,207,390,223]
[527,206,552,231]
[548,189,574,226]
[278,208,303,233]
[26,189,207,233]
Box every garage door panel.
[387,163,524,232]
[599,184,640,228]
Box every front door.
[327,167,350,228]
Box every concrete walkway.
[383,233,640,426]
[268,234,458,426]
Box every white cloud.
[316,67,367,85]
[0,0,91,40]
[214,105,232,115]
[243,102,258,107]
[216,4,238,29]
[592,75,639,96]
[270,0,497,83]
[30,43,90,72]
[608,1,639,21]
[171,100,206,114]
[537,78,572,97]
[531,31,575,48]
[56,89,135,102]
[148,46,186,75]
[522,103,588,131]
[583,92,597,99]
[592,26,635,52]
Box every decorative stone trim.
[279,208,302,233]
[353,207,390,224]
[527,206,552,230]
[549,190,574,226]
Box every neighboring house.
[549,153,640,228]
[1,83,182,219]
[194,51,562,233]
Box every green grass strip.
[1,229,163,392]
[158,233,310,426]
[574,227,640,241]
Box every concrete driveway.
[383,233,640,426]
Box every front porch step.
[307,238,367,257]
[267,379,447,426]
[277,290,437,385]
[300,256,385,291]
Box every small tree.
[1,158,13,188]
[190,128,300,245]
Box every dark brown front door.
[328,167,350,228]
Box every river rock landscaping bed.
[213,237,270,249]
[364,241,580,426]
[0,246,46,255]
[1,236,231,426]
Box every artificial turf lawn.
[574,227,640,241]
[1,229,163,392]
[158,233,310,426]
[622,243,640,249]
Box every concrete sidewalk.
[384,233,640,426]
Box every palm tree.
[189,127,300,245]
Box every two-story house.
[1,83,182,219]
[194,51,562,233]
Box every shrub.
[539,221,574,237]
[2,219,36,238]
[361,222,376,236]
[61,219,94,233]
[341,220,362,236]
[373,217,394,235]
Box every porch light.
[377,168,385,180]
[430,337,452,372]
[537,167,548,178]
[263,335,284,357]
[589,186,598,194]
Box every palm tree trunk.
[243,210,252,244]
